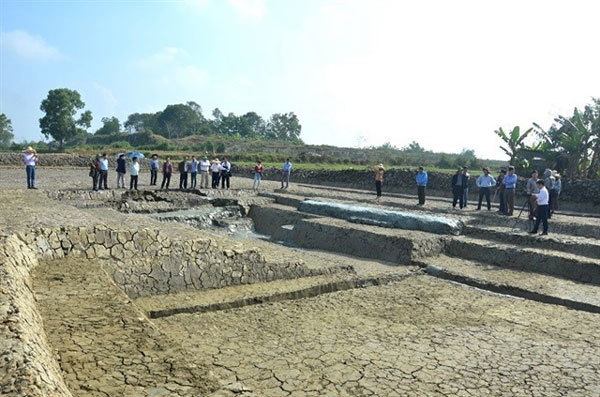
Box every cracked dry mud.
[155,276,600,397]
[2,167,600,397]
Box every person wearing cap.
[529,179,549,235]
[374,163,384,201]
[525,170,539,220]
[211,158,222,188]
[451,167,467,209]
[502,165,518,216]
[462,166,471,207]
[98,153,109,190]
[23,146,39,189]
[496,168,507,214]
[199,156,211,188]
[476,167,496,211]
[415,166,428,205]
[149,154,159,186]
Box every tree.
[39,88,92,148]
[266,112,302,142]
[494,126,532,165]
[0,113,14,146]
[124,112,160,133]
[156,104,202,138]
[95,116,121,135]
[401,141,426,152]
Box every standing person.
[496,169,507,214]
[161,157,173,190]
[544,169,556,219]
[199,156,211,188]
[451,168,466,209]
[462,166,470,207]
[220,157,231,189]
[551,173,562,216]
[281,158,292,189]
[253,160,264,191]
[116,153,126,189]
[502,165,518,216]
[129,157,140,190]
[525,170,539,220]
[178,156,189,190]
[89,155,100,191]
[211,158,222,188]
[189,155,199,189]
[23,146,39,189]
[475,167,496,211]
[529,179,549,235]
[98,153,109,190]
[149,154,159,186]
[374,163,384,201]
[415,166,428,205]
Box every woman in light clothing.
[23,146,39,189]
[129,157,140,190]
[253,160,264,191]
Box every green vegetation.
[39,88,93,149]
[0,114,14,146]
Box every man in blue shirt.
[189,156,199,189]
[99,153,109,190]
[281,158,292,189]
[502,165,518,215]
[415,166,428,205]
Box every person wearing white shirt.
[220,158,231,189]
[475,167,496,211]
[210,159,222,188]
[199,156,211,188]
[129,157,140,190]
[529,180,549,235]
[23,146,39,189]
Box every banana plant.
[494,126,533,165]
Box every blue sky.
[1,0,599,159]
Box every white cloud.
[135,47,187,69]
[0,30,63,61]
[228,0,267,20]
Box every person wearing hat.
[475,167,496,211]
[451,167,467,209]
[415,166,428,205]
[374,163,384,201]
[23,146,39,189]
[199,155,211,188]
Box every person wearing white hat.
[23,146,39,189]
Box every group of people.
[86,153,294,192]
[374,164,563,235]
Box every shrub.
[216,142,226,153]
[109,141,132,149]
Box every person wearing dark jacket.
[178,156,189,189]
[451,168,467,209]
[90,155,100,191]
[161,157,173,190]
[116,154,127,189]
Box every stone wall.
[16,225,338,298]
[0,234,72,397]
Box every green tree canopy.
[401,141,426,152]
[39,88,92,148]
[95,116,121,135]
[0,113,14,146]
[266,112,302,142]
[494,125,532,166]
